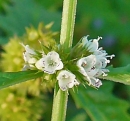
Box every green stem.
[51,0,77,121]
[51,85,68,121]
[60,0,77,52]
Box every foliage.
[71,82,130,121]
[0,88,45,121]
[0,23,57,121]
[75,0,130,47]
[0,0,130,121]
[0,0,61,44]
[34,0,62,11]
[0,0,11,13]
[100,65,130,85]
[1,22,57,90]
[0,70,43,89]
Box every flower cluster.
[22,35,114,91]
[77,36,115,88]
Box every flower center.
[47,58,57,67]
[62,74,69,79]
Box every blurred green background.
[0,0,130,121]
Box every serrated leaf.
[71,82,130,121]
[0,70,43,89]
[99,65,130,85]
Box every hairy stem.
[60,0,77,52]
[51,85,68,121]
[51,0,77,121]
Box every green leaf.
[71,82,130,121]
[66,99,91,121]
[0,70,43,89]
[0,0,61,44]
[99,65,130,85]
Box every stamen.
[104,59,109,64]
[106,54,115,59]
[98,47,103,51]
[97,36,102,41]
[63,74,69,79]
[102,71,107,76]
[91,66,95,70]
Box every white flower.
[77,55,99,86]
[23,45,37,64]
[24,45,36,55]
[77,53,114,88]
[94,48,115,77]
[77,54,109,88]
[90,77,102,88]
[77,35,115,88]
[57,70,79,91]
[95,56,109,77]
[35,51,63,74]
[77,55,98,77]
[82,35,102,52]
[22,44,37,70]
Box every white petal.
[22,64,30,71]
[35,58,45,70]
[82,36,102,52]
[25,45,36,54]
[44,66,56,74]
[77,55,96,71]
[56,61,63,70]
[95,68,109,77]
[74,79,80,85]
[79,67,88,77]
[23,52,30,62]
[48,51,59,59]
[90,77,102,88]
[84,74,92,85]
[23,47,37,63]
[42,51,63,74]
[95,70,102,77]
[57,70,77,91]
[88,39,99,52]
[67,81,75,88]
[87,67,99,77]
[28,58,37,64]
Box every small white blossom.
[35,51,63,74]
[76,35,115,88]
[23,45,37,63]
[77,55,98,77]
[24,45,36,54]
[82,35,102,52]
[77,54,111,88]
[90,77,102,88]
[22,45,37,70]
[77,55,100,86]
[94,48,115,77]
[57,70,79,91]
